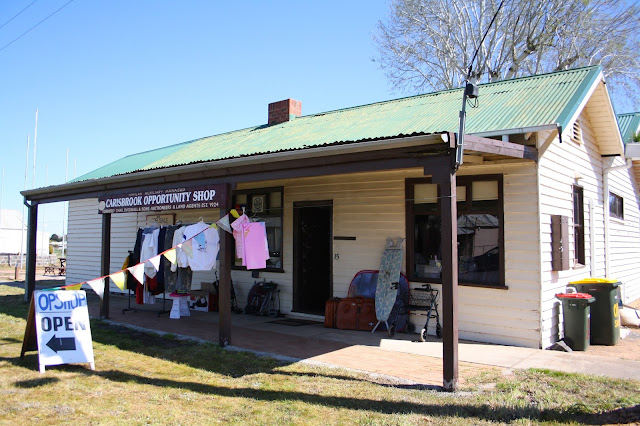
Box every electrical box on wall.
[551,215,570,271]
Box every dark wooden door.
[293,201,332,314]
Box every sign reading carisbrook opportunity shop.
[98,184,225,214]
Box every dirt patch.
[585,327,640,361]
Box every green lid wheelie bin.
[555,292,595,351]
[568,278,621,346]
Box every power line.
[0,0,74,53]
[0,0,39,31]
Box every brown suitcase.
[336,297,376,331]
[357,298,377,331]
[324,298,341,328]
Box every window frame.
[573,185,585,266]
[405,174,505,288]
[231,186,284,273]
[609,191,624,221]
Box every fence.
[0,254,58,267]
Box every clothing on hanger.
[183,221,220,271]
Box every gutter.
[472,124,559,138]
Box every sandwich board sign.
[21,290,95,373]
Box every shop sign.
[33,290,95,373]
[98,184,225,214]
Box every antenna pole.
[20,134,30,270]
[32,108,38,189]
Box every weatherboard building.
[21,66,640,352]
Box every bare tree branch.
[374,0,640,108]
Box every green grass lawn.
[0,283,638,425]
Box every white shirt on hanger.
[183,221,220,271]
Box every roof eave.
[22,132,449,202]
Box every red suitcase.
[324,298,341,328]
[336,297,376,331]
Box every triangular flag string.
[47,219,226,298]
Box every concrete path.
[10,282,640,387]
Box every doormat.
[267,319,322,326]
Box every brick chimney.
[268,99,301,125]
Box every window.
[406,175,503,286]
[609,192,624,220]
[573,185,585,265]
[232,187,283,271]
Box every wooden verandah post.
[431,148,459,391]
[24,200,38,302]
[218,183,234,346]
[100,213,111,318]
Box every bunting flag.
[128,263,145,285]
[182,239,194,258]
[163,248,177,265]
[148,254,161,272]
[64,283,83,291]
[209,223,218,230]
[86,278,105,299]
[217,214,232,234]
[110,271,127,290]
[43,286,61,291]
[230,208,240,218]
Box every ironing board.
[372,238,405,333]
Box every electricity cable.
[0,0,39,31]
[0,0,74,53]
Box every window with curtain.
[232,187,284,271]
[406,175,504,287]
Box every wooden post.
[24,201,38,302]
[432,151,459,391]
[218,183,233,346]
[100,213,111,318]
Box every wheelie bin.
[568,278,621,345]
[555,292,595,351]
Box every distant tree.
[374,0,640,105]
[50,234,62,242]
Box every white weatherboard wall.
[234,163,541,348]
[66,199,102,287]
[538,110,640,348]
[606,157,640,304]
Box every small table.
[169,293,191,319]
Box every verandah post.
[218,183,234,346]
[430,149,459,391]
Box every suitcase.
[357,298,377,331]
[324,298,341,328]
[336,297,376,331]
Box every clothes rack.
[122,288,169,316]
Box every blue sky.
[1,1,635,237]
[0,1,392,235]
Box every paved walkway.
[80,291,640,387]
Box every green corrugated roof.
[74,65,603,183]
[617,112,640,144]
